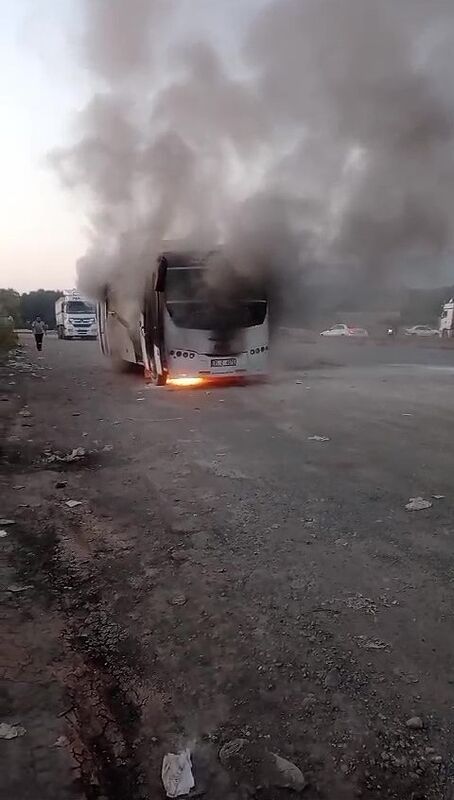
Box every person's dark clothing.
[32,320,45,351]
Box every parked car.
[320,323,369,338]
[403,325,439,337]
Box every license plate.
[211,358,237,368]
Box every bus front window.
[165,268,267,329]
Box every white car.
[320,323,369,338]
[403,325,439,337]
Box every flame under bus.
[97,250,269,385]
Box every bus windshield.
[165,268,267,330]
[66,301,95,314]
[165,269,207,301]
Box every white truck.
[439,298,454,338]
[55,290,97,340]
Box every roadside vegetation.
[0,320,18,355]
[0,288,61,330]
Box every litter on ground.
[0,722,26,740]
[0,519,15,526]
[168,593,187,606]
[405,497,433,511]
[61,447,86,462]
[44,447,87,464]
[308,435,330,442]
[65,500,83,509]
[356,635,390,651]
[161,749,195,798]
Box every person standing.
[31,317,46,351]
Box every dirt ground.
[1,333,454,799]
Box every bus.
[97,249,269,385]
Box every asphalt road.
[2,333,454,800]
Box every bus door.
[143,262,168,384]
[97,297,110,356]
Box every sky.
[0,1,87,292]
[0,0,265,293]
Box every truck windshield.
[66,301,95,314]
[165,268,267,330]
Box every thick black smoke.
[51,0,454,307]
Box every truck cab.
[55,291,97,340]
[439,299,454,338]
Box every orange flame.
[167,376,205,388]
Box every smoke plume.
[52,0,454,305]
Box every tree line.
[0,289,62,329]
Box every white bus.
[97,249,269,385]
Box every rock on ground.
[219,738,306,792]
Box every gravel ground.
[1,333,454,799]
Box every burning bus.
[97,249,269,385]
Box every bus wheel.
[144,364,167,385]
